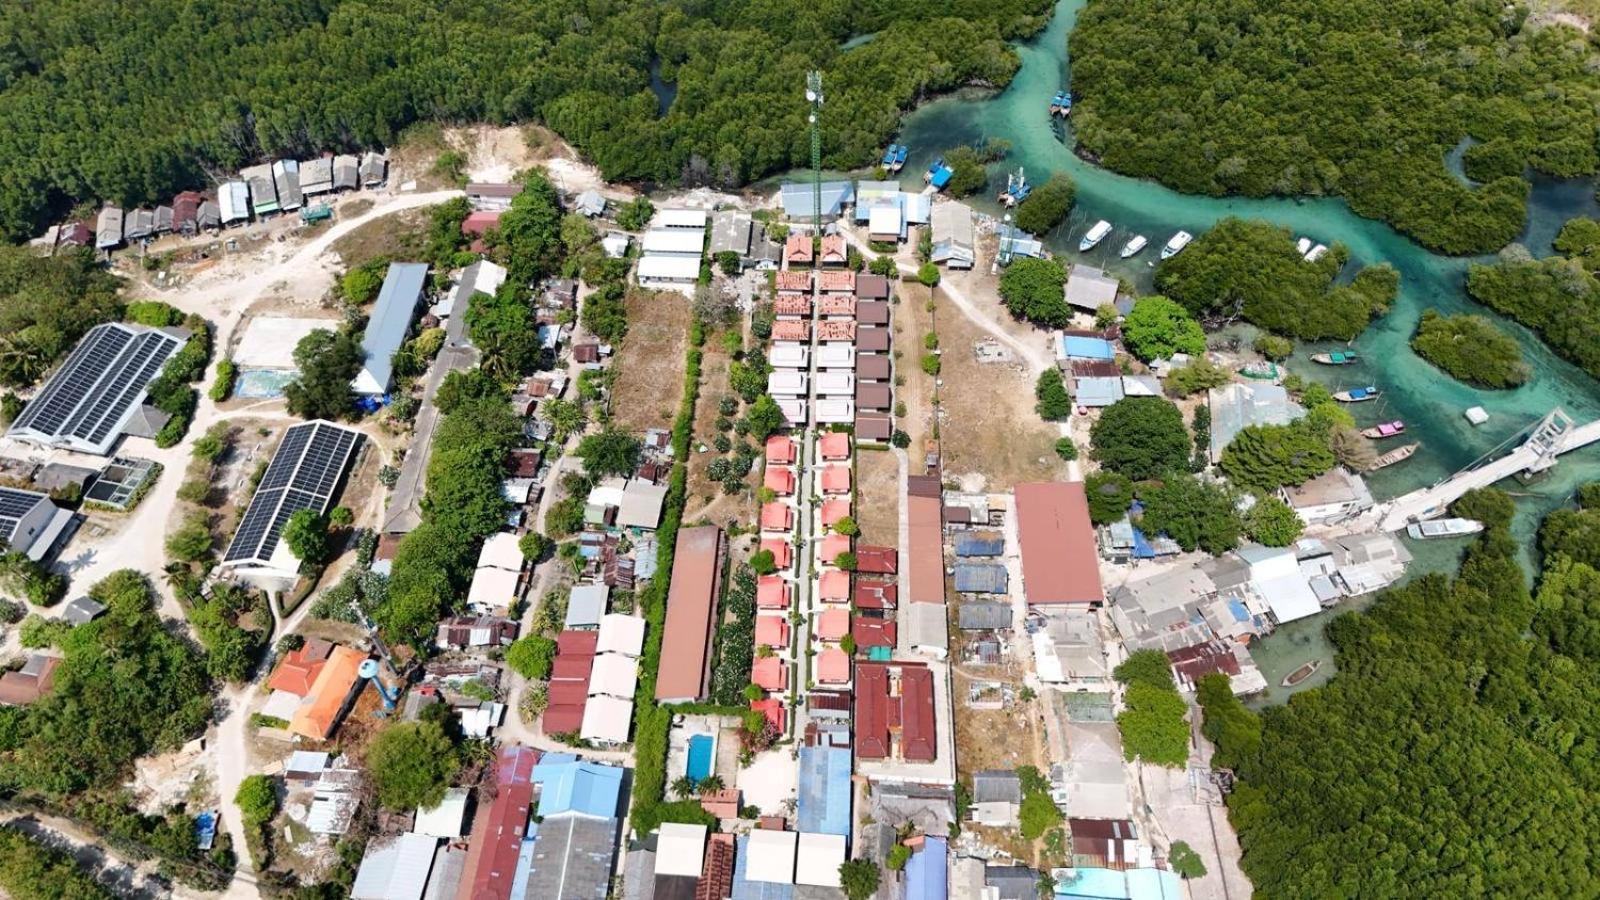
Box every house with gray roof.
[1208,381,1305,463]
[353,263,427,395]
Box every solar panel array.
[7,324,185,455]
[222,421,362,567]
[0,487,46,546]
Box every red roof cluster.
[772,321,810,342]
[855,661,936,762]
[1015,482,1104,605]
[818,320,857,342]
[544,630,598,734]
[820,234,847,265]
[775,270,812,292]
[855,545,898,575]
[462,745,540,900]
[774,294,812,315]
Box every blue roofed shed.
[1055,866,1182,900]
[906,836,948,900]
[1073,376,1125,408]
[731,834,795,900]
[530,753,624,818]
[1061,336,1115,360]
[955,564,1008,594]
[796,746,852,839]
[780,181,854,221]
[354,262,428,395]
[954,532,1004,557]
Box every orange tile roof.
[818,432,851,461]
[757,576,791,609]
[765,436,796,465]
[774,294,811,315]
[817,295,856,316]
[772,321,810,342]
[819,533,852,564]
[775,270,812,292]
[288,646,368,740]
[820,466,852,495]
[784,234,813,264]
[819,569,851,602]
[816,648,851,684]
[818,269,855,291]
[820,498,852,527]
[755,616,789,648]
[752,656,788,691]
[760,502,793,532]
[267,646,326,696]
[760,539,793,569]
[816,608,850,641]
[700,790,742,822]
[764,466,795,495]
[820,234,847,265]
[817,321,856,342]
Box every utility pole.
[806,71,824,228]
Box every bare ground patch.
[684,327,744,526]
[329,207,430,265]
[893,280,936,454]
[855,449,899,548]
[610,290,690,434]
[937,299,1063,491]
[952,665,1050,866]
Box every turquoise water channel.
[887,0,1600,696]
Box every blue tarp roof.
[731,834,795,900]
[531,755,624,818]
[955,532,1004,557]
[796,746,853,838]
[906,836,948,900]
[930,166,953,189]
[1055,867,1182,900]
[955,563,1008,594]
[780,181,855,220]
[1061,336,1115,360]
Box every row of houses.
[88,152,386,250]
[767,268,896,440]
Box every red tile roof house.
[772,321,810,342]
[543,630,598,734]
[855,545,899,575]
[816,608,850,641]
[818,269,856,293]
[819,465,851,495]
[774,294,812,316]
[852,618,897,649]
[854,578,898,610]
[1015,481,1106,606]
[656,526,727,702]
[818,432,851,461]
[818,533,852,566]
[908,475,945,605]
[784,233,814,265]
[761,502,794,533]
[820,498,852,528]
[818,320,857,342]
[755,615,790,649]
[759,538,793,570]
[757,575,792,610]
[855,661,937,762]
[765,435,797,465]
[752,656,789,692]
[818,569,851,603]
[816,648,851,685]
[819,234,848,266]
[817,295,856,317]
[775,270,813,292]
[764,466,796,496]
[458,745,539,900]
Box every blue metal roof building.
[354,262,428,395]
[954,564,1008,594]
[954,532,1004,557]
[906,836,948,900]
[1060,335,1115,360]
[796,746,852,839]
[1054,866,1183,899]
[731,834,794,900]
[780,181,855,220]
[530,754,624,819]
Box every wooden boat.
[1361,420,1405,439]
[1311,350,1357,365]
[1334,386,1380,403]
[1406,518,1485,540]
[1239,361,1278,380]
[1282,660,1322,687]
[1368,441,1419,471]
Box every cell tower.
[806,71,824,226]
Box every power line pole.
[806,71,824,227]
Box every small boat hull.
[1282,660,1322,688]
[1160,231,1193,260]
[1334,388,1380,403]
[1368,442,1419,471]
[1406,517,1485,540]
[1079,221,1112,252]
[1360,421,1405,440]
[1312,351,1357,365]
[1119,236,1148,258]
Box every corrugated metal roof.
[351,832,439,900]
[955,563,1008,594]
[355,263,427,394]
[779,181,854,219]
[796,746,852,837]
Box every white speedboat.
[1079,220,1112,251]
[1119,235,1148,258]
[1296,237,1312,256]
[1305,243,1329,262]
[1406,518,1485,540]
[1160,230,1193,259]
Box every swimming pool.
[686,733,715,784]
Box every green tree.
[366,720,460,810]
[575,429,642,478]
[833,516,859,536]
[1122,296,1206,361]
[999,258,1070,327]
[235,774,278,827]
[1138,474,1241,554]
[1035,368,1072,420]
[1090,397,1191,480]
[1409,309,1530,389]
[1019,790,1064,840]
[839,859,882,900]
[519,531,550,562]
[1253,333,1293,361]
[1114,649,1175,691]
[917,262,941,286]
[1168,841,1207,879]
[1012,173,1076,235]
[886,843,911,870]
[282,510,330,566]
[745,394,785,440]
[506,635,558,680]
[285,329,363,421]
[1084,471,1134,525]
[942,145,993,197]
[1164,356,1231,397]
[1219,422,1336,492]
[166,512,213,563]
[1116,681,1189,767]
[435,368,505,415]
[1244,495,1304,547]
[616,197,655,232]
[1054,438,1078,461]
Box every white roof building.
[566,584,610,629]
[351,832,440,900]
[477,531,524,572]
[769,344,809,369]
[814,372,855,396]
[353,263,428,396]
[596,613,646,657]
[867,203,904,241]
[579,693,634,744]
[589,654,638,700]
[777,398,808,426]
[767,371,808,396]
[655,208,709,229]
[218,182,250,223]
[413,788,469,838]
[930,201,976,268]
[636,254,701,286]
[617,480,669,530]
[795,833,846,888]
[1239,544,1322,624]
[642,228,705,255]
[602,232,631,258]
[814,398,854,425]
[655,823,708,878]
[816,344,855,370]
[1064,264,1120,311]
[745,829,798,884]
[466,566,522,612]
[1281,467,1375,525]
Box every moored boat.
[1406,517,1485,540]
[1239,361,1278,380]
[1334,386,1380,403]
[1305,243,1329,262]
[1160,230,1193,259]
[881,144,899,169]
[1361,420,1405,439]
[1311,350,1358,365]
[1282,660,1322,687]
[1079,220,1112,251]
[1296,237,1312,256]
[1368,441,1418,471]
[1119,235,1148,258]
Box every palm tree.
[697,774,725,795]
[671,775,697,800]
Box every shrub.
[917,262,941,286]
[235,775,278,827]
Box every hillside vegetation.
[1071,0,1600,254]
[0,0,1051,240]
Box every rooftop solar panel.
[221,421,363,570]
[6,324,183,455]
[0,488,44,521]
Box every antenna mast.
[806,71,824,227]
